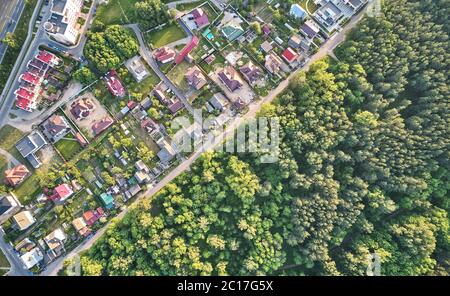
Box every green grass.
[166,61,191,92]
[0,248,10,275]
[12,173,41,205]
[54,134,83,161]
[0,0,38,90]
[146,23,186,48]
[95,0,139,26]
[0,125,25,151]
[300,0,318,13]
[198,52,225,74]
[176,0,204,12]
[121,64,161,99]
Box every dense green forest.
[69,0,449,275]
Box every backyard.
[166,61,191,93]
[54,133,83,161]
[95,0,139,26]
[120,64,161,100]
[145,23,186,48]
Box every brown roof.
[218,66,243,92]
[239,61,262,84]
[92,116,114,136]
[44,115,68,136]
[70,98,95,120]
[4,164,29,187]
[185,66,207,90]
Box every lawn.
[0,125,25,151]
[167,61,191,92]
[145,23,186,48]
[0,249,10,276]
[54,133,83,161]
[198,52,225,74]
[95,0,139,26]
[121,63,161,99]
[176,0,204,12]
[300,0,318,14]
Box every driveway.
[0,227,32,276]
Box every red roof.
[92,116,114,136]
[20,72,40,85]
[4,164,29,186]
[175,36,199,64]
[192,8,209,27]
[15,88,35,100]
[104,70,125,97]
[50,184,73,201]
[36,50,56,64]
[282,47,298,63]
[127,100,138,109]
[16,96,32,110]
[154,47,176,63]
[83,208,104,225]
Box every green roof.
[221,25,244,41]
[100,193,114,206]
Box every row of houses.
[14,50,61,112]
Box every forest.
[67,0,449,275]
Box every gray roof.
[16,131,47,158]
[209,93,228,110]
[52,0,68,14]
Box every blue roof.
[100,193,114,207]
[290,4,307,19]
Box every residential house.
[83,207,104,226]
[218,66,243,92]
[175,36,199,64]
[208,93,228,112]
[0,194,21,224]
[75,132,88,147]
[154,47,176,64]
[290,4,308,20]
[4,164,30,187]
[301,19,321,39]
[49,183,74,203]
[141,117,159,134]
[265,53,283,74]
[157,140,177,163]
[134,171,150,184]
[239,61,262,85]
[20,247,44,269]
[192,8,209,29]
[44,0,83,45]
[42,114,71,143]
[92,116,114,136]
[262,24,271,37]
[185,66,207,90]
[44,228,66,258]
[70,97,95,120]
[12,211,36,231]
[288,34,303,49]
[72,217,91,237]
[313,1,344,32]
[100,193,114,210]
[135,160,149,173]
[260,40,273,53]
[16,131,47,169]
[104,70,126,97]
[125,56,149,83]
[154,83,184,114]
[125,184,141,200]
[282,47,299,64]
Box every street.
[0,0,26,63]
[0,227,32,276]
[40,4,370,276]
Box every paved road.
[0,227,32,276]
[40,4,370,276]
[0,0,48,128]
[0,0,25,64]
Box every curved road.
[40,3,370,276]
